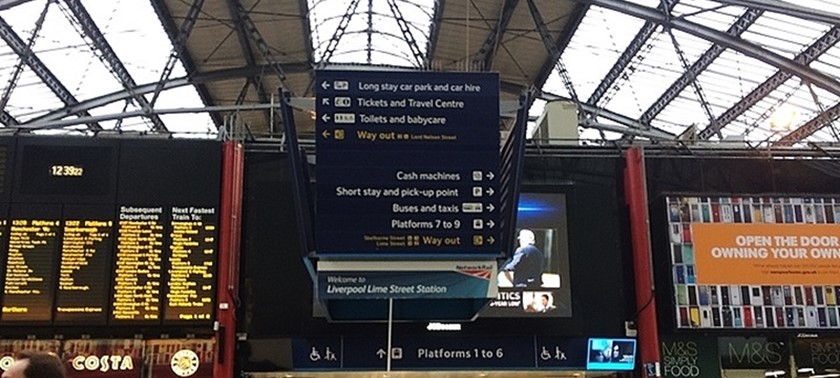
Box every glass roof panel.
[727,76,840,142]
[2,67,63,121]
[653,50,778,137]
[784,0,840,14]
[560,5,648,100]
[740,13,829,59]
[810,47,840,84]
[596,30,700,117]
[0,0,210,135]
[308,0,434,67]
[0,2,66,120]
[82,0,188,83]
[151,85,215,131]
[673,0,746,29]
[8,2,124,101]
[544,0,840,143]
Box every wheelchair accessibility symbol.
[309,347,337,362]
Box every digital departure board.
[2,205,61,322]
[0,136,222,329]
[112,206,164,322]
[55,205,113,324]
[165,207,217,322]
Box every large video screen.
[665,195,840,329]
[0,137,221,329]
[482,192,572,317]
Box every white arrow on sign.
[485,188,494,196]
[487,236,496,244]
[321,81,330,90]
[322,97,330,106]
[487,203,495,212]
[321,114,331,123]
[376,349,386,359]
[487,220,495,228]
[486,172,495,180]
[321,129,331,139]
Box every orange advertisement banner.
[693,223,840,285]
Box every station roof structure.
[1,0,839,147]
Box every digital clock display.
[17,142,114,198]
[50,165,84,177]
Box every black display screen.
[18,143,114,196]
[0,137,221,330]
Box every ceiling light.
[770,106,798,132]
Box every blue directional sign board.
[315,70,500,255]
[292,335,589,370]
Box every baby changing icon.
[540,346,568,360]
[309,347,337,362]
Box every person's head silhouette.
[517,229,535,247]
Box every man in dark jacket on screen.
[501,228,544,288]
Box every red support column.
[214,141,244,378]
[624,147,662,377]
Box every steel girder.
[588,0,679,105]
[386,0,425,67]
[577,0,840,95]
[367,0,373,63]
[318,0,362,65]
[476,0,519,71]
[526,0,580,103]
[699,26,840,139]
[539,91,675,139]
[0,14,101,130]
[640,8,763,124]
[150,0,222,128]
[713,0,840,25]
[424,0,445,67]
[0,0,31,11]
[234,2,295,97]
[298,0,315,68]
[532,2,587,93]
[226,0,273,125]
[777,103,840,146]
[62,0,166,131]
[0,0,46,122]
[0,110,17,126]
[576,0,840,142]
[148,0,205,124]
[26,63,312,125]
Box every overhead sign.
[317,260,496,300]
[292,335,587,370]
[315,70,500,255]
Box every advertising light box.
[665,195,840,330]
